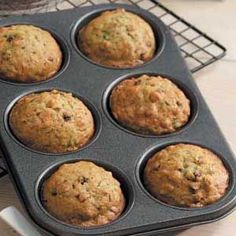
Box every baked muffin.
[78,8,156,68]
[0,25,62,83]
[110,75,190,135]
[9,90,94,153]
[144,144,229,207]
[42,161,125,227]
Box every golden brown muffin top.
[110,75,191,135]
[0,24,62,83]
[43,161,125,227]
[79,8,156,68]
[144,144,229,207]
[9,90,94,153]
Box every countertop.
[0,0,235,235]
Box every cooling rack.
[0,0,227,178]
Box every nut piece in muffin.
[42,161,125,227]
[78,8,156,68]
[0,25,62,83]
[110,74,191,135]
[9,90,94,153]
[144,144,229,207]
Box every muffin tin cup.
[0,23,70,86]
[4,88,102,156]
[35,159,135,231]
[102,72,199,138]
[71,7,165,70]
[136,141,235,211]
[0,3,235,236]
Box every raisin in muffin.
[110,75,190,135]
[78,8,156,68]
[144,144,229,207]
[43,161,125,227]
[9,90,94,153]
[0,25,62,83]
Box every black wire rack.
[0,0,227,178]
[0,152,7,178]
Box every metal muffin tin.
[0,4,235,236]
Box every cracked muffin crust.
[110,75,191,135]
[78,8,156,68]
[0,25,62,83]
[144,144,229,208]
[42,161,125,227]
[9,90,94,153]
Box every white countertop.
[0,0,236,235]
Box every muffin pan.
[0,4,235,236]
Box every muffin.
[42,161,125,227]
[0,25,62,83]
[144,144,229,207]
[9,90,94,153]
[110,75,191,135]
[78,8,156,68]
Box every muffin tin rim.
[3,87,102,156]
[70,4,166,70]
[135,140,236,211]
[34,158,135,231]
[102,72,199,138]
[0,22,70,86]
